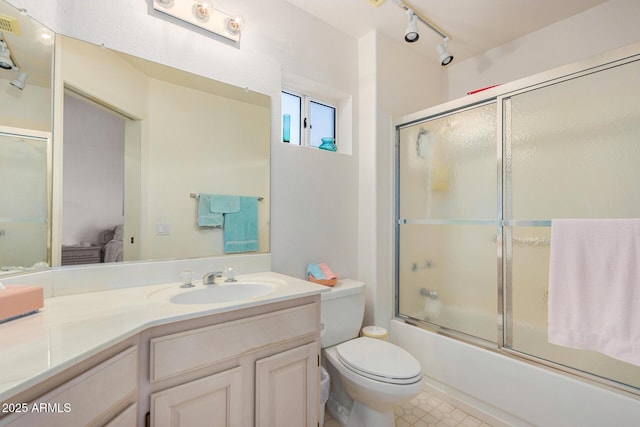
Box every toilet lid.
[336,337,422,385]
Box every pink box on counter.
[0,285,44,323]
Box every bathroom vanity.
[0,272,325,426]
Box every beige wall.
[145,78,270,259]
[0,80,51,131]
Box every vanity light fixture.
[393,0,454,66]
[10,70,28,90]
[153,0,244,43]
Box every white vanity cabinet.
[0,288,322,427]
[1,345,138,427]
[255,342,318,427]
[145,297,321,427]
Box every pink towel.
[318,262,338,280]
[548,219,640,366]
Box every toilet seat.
[336,337,422,385]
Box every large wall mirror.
[0,0,271,275]
[0,0,53,273]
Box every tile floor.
[323,386,494,427]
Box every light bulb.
[225,16,244,35]
[193,0,214,20]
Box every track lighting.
[0,41,14,70]
[404,10,419,43]
[395,0,454,66]
[10,70,28,90]
[436,37,453,66]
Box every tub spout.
[420,288,438,299]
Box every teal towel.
[210,195,240,214]
[306,263,325,280]
[198,194,242,227]
[198,194,223,227]
[224,196,259,253]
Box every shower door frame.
[394,41,640,396]
[0,126,53,269]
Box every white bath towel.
[547,219,640,366]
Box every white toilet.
[321,280,423,427]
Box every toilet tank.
[320,279,366,348]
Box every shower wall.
[396,46,640,394]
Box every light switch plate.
[156,224,171,236]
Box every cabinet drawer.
[150,303,318,382]
[5,346,138,427]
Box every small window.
[309,100,336,148]
[281,91,301,145]
[281,91,336,149]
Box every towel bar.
[190,192,264,201]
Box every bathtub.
[390,319,640,427]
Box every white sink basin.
[169,282,275,305]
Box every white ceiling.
[0,0,611,88]
[284,0,609,65]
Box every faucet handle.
[180,270,195,288]
[224,266,237,282]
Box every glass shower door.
[505,58,640,389]
[397,103,499,343]
[0,131,49,271]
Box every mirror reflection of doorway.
[61,89,140,265]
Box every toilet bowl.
[320,280,423,427]
[324,337,423,427]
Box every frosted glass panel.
[509,59,640,219]
[0,133,48,269]
[398,224,498,342]
[0,136,47,220]
[509,227,640,389]
[399,103,497,220]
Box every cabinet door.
[151,367,243,427]
[255,343,319,427]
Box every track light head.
[436,37,453,66]
[10,71,28,90]
[404,10,419,43]
[0,41,14,70]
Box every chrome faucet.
[202,271,223,285]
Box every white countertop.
[0,271,329,401]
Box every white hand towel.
[548,219,640,366]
